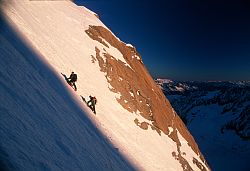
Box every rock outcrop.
[86,25,209,170]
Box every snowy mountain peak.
[0,0,209,170]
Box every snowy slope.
[157,79,250,171]
[0,0,209,170]
[0,8,135,171]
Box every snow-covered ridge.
[156,78,173,84]
[0,1,209,170]
[157,79,250,171]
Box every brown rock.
[85,25,210,170]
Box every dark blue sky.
[75,0,250,80]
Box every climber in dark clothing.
[87,95,97,114]
[67,72,77,91]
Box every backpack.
[93,97,97,104]
[71,74,77,82]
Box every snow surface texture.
[0,0,208,170]
[157,79,250,171]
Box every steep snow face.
[157,79,250,171]
[1,0,209,170]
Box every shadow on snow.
[0,14,136,171]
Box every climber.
[67,71,77,91]
[87,95,97,114]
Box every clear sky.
[75,0,250,81]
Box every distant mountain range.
[156,78,250,171]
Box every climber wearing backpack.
[67,71,77,91]
[87,95,97,114]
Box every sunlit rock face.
[85,25,209,170]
